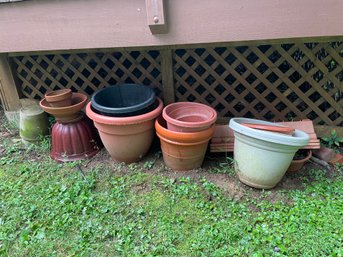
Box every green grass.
[0,140,342,256]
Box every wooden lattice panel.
[12,51,162,100]
[174,42,343,126]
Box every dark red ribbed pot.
[51,113,101,162]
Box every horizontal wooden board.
[1,0,343,54]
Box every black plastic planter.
[91,84,156,117]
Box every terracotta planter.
[155,116,215,171]
[86,97,163,163]
[40,92,88,122]
[45,89,72,107]
[162,102,217,132]
[287,150,312,172]
[51,113,101,162]
[242,123,295,135]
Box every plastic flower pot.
[287,149,312,173]
[91,84,156,117]
[162,102,217,132]
[51,113,101,162]
[155,116,215,171]
[86,97,163,163]
[40,92,88,122]
[19,104,49,145]
[229,118,309,189]
[45,89,72,107]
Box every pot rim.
[91,84,156,114]
[292,149,312,163]
[40,92,88,114]
[155,116,215,143]
[45,89,72,101]
[162,102,217,128]
[86,97,163,125]
[229,117,309,146]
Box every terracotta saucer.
[40,92,88,122]
[241,123,295,135]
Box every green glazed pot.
[19,105,49,144]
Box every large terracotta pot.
[86,97,163,163]
[155,116,215,171]
[162,102,217,132]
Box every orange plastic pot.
[155,116,215,171]
[162,102,217,132]
[86,97,163,163]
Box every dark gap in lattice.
[25,60,33,69]
[108,78,117,85]
[186,56,196,66]
[224,74,236,85]
[267,72,278,83]
[255,83,267,93]
[292,49,305,62]
[289,71,301,83]
[315,48,329,61]
[176,66,186,77]
[59,77,68,87]
[35,69,44,79]
[278,61,291,73]
[330,42,342,49]
[247,52,259,64]
[225,53,236,65]
[323,81,335,92]
[112,52,123,60]
[214,64,225,76]
[123,59,132,68]
[187,94,196,102]
[257,63,268,74]
[297,102,308,112]
[225,93,235,103]
[304,43,317,50]
[194,48,206,55]
[234,63,247,75]
[336,70,343,81]
[153,87,162,97]
[105,59,115,69]
[205,54,216,66]
[39,87,48,95]
[205,93,215,104]
[224,111,234,118]
[125,77,134,84]
[236,46,248,54]
[266,92,277,102]
[309,92,321,102]
[312,70,324,82]
[301,60,314,72]
[186,75,196,86]
[132,68,142,78]
[326,59,338,72]
[299,82,311,93]
[263,111,275,120]
[244,111,254,118]
[130,51,140,59]
[215,84,226,95]
[177,85,187,95]
[255,102,266,112]
[318,102,331,112]
[44,78,52,87]
[281,44,294,51]
[195,65,206,76]
[19,69,28,78]
[244,92,256,103]
[65,68,75,78]
[140,58,151,69]
[307,111,318,120]
[142,78,152,86]
[195,85,206,95]
[151,68,161,79]
[234,102,245,112]
[91,77,101,87]
[116,69,124,77]
[285,111,296,121]
[29,78,37,87]
[148,50,159,59]
[214,47,226,55]
[275,102,287,112]
[234,84,246,94]
[75,78,84,86]
[286,92,298,102]
[84,86,94,95]
[329,111,340,121]
[257,45,271,53]
[205,75,215,85]
[215,103,225,113]
[268,51,281,63]
[246,73,257,84]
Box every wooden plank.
[1,0,343,54]
[160,49,175,104]
[0,54,21,111]
[146,0,167,34]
